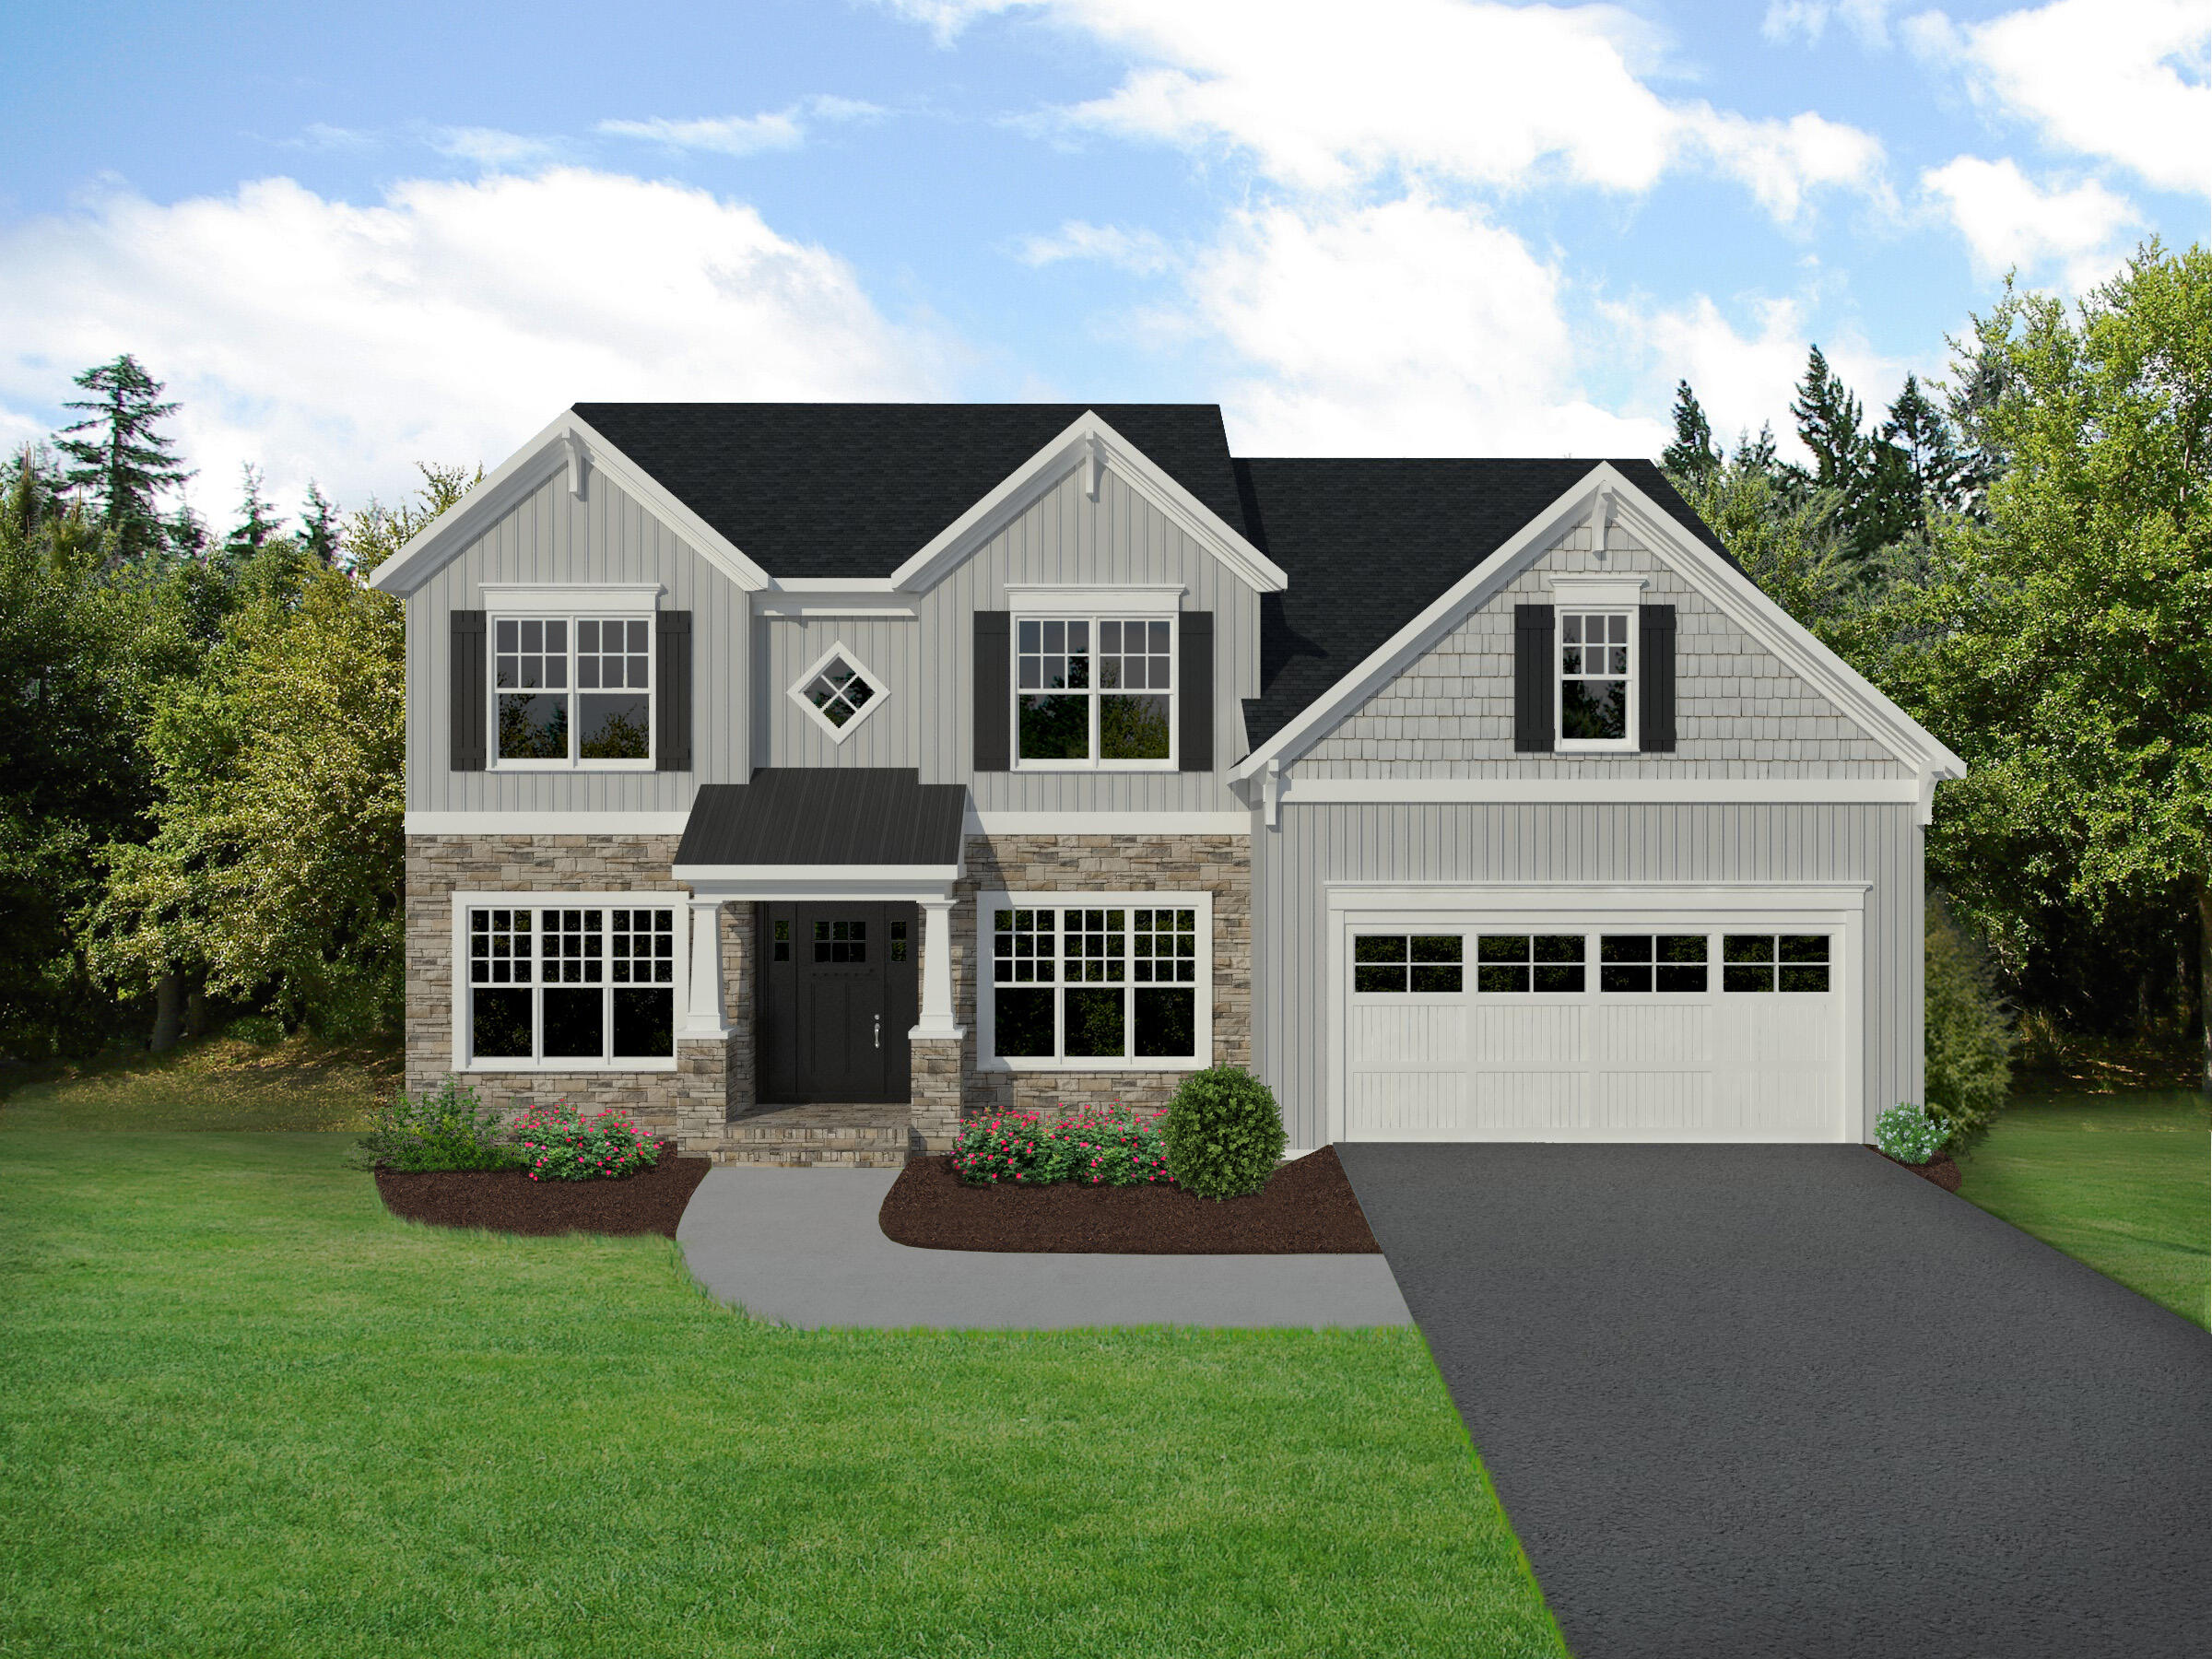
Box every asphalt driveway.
[1337,1144,2212,1659]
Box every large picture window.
[980,891,1210,1067]
[1014,616,1174,766]
[493,615,653,766]
[460,901,677,1068]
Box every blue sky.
[0,0,2204,525]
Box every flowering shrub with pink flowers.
[949,1102,1171,1188]
[509,1102,662,1182]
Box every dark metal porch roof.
[674,769,968,870]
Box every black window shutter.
[973,611,1011,771]
[1512,604,1555,754]
[1640,604,1677,753]
[1178,610,1214,771]
[451,610,487,771]
[656,609,693,771]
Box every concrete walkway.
[1339,1143,2212,1659]
[676,1164,1412,1329]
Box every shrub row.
[354,1078,659,1182]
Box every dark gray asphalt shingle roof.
[572,403,1247,581]
[571,402,1730,749]
[676,770,967,867]
[1235,457,1730,747]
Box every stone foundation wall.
[404,834,741,1142]
[953,834,1251,1122]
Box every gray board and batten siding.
[405,466,749,813]
[1289,520,1910,781]
[757,464,1264,813]
[1250,800,1924,1150]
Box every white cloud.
[429,126,566,168]
[288,123,379,153]
[1174,194,1663,456]
[1908,0,2211,195]
[0,169,946,518]
[1921,154,2141,287]
[1014,219,1175,274]
[1762,0,1897,48]
[598,97,885,158]
[902,0,1887,220]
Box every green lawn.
[0,1124,1564,1658]
[1957,1089,2211,1330]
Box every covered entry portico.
[673,769,970,1151]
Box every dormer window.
[492,614,654,767]
[1013,615,1175,768]
[1558,611,1633,749]
[789,643,888,742]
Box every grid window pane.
[813,919,866,964]
[1014,615,1174,763]
[801,653,878,729]
[542,909,605,984]
[1063,908,1126,983]
[1134,909,1197,983]
[1560,610,1630,742]
[610,909,674,984]
[993,909,1056,984]
[469,908,533,985]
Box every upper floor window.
[1015,616,1174,768]
[789,642,888,743]
[1558,610,1633,750]
[494,616,653,767]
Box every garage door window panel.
[1477,934,1585,993]
[1353,934,1463,994]
[1724,934,1831,993]
[1600,934,1710,994]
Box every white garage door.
[1334,889,1858,1143]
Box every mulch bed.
[374,1143,712,1238]
[1867,1145,1963,1193]
[878,1145,1382,1253]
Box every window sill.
[1009,760,1181,772]
[458,1059,678,1074]
[487,761,658,772]
[974,1055,1206,1074]
[1552,743,1639,756]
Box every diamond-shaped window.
[790,645,887,740]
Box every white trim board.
[965,810,1250,836]
[1003,582,1186,614]
[1230,462,1965,789]
[1277,776,1928,815]
[367,411,771,596]
[406,812,692,836]
[888,412,1287,596]
[479,582,663,612]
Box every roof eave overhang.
[366,410,771,596]
[1230,460,1967,793]
[672,864,963,900]
[886,409,1288,596]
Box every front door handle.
[874,1014,881,1049]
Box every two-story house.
[370,405,1962,1164]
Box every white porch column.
[681,897,730,1039]
[912,895,963,1038]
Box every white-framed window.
[788,641,888,742]
[1012,616,1176,769]
[452,896,682,1071]
[492,615,653,768]
[976,889,1211,1069]
[1557,610,1634,751]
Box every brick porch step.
[695,1102,916,1168]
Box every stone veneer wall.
[954,834,1251,1122]
[404,835,745,1145]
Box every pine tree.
[221,465,286,568]
[53,355,193,565]
[1661,380,1721,478]
[300,484,339,567]
[1883,372,1971,520]
[1790,346,1870,496]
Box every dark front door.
[758,902,917,1103]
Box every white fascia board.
[887,411,1288,596]
[1231,460,1967,787]
[1597,467,1966,781]
[366,410,771,596]
[673,865,963,900]
[1230,467,1607,781]
[406,811,692,835]
[964,809,1252,835]
[1277,777,1924,807]
[479,582,664,612]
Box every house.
[369,404,1963,1163]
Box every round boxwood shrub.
[1161,1066,1287,1199]
[1875,1101,1947,1166]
